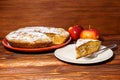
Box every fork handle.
[100,44,117,51]
[95,44,117,55]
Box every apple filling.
[75,39,101,59]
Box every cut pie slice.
[75,39,101,59]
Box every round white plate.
[54,44,113,64]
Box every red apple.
[80,29,99,40]
[68,25,83,40]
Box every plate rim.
[54,44,113,64]
[2,37,71,52]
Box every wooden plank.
[0,0,120,38]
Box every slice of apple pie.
[75,39,101,59]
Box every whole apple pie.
[6,26,69,48]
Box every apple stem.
[89,25,91,30]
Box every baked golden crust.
[6,26,69,48]
[45,33,69,44]
[17,26,69,44]
[7,40,52,48]
[76,39,101,59]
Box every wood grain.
[0,35,120,80]
[0,0,120,38]
[0,0,120,80]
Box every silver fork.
[85,44,117,59]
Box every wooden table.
[0,34,120,80]
[0,0,120,79]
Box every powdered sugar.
[6,31,52,43]
[76,39,98,47]
[17,26,69,36]
[6,26,69,44]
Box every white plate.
[54,44,113,64]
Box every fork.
[85,44,117,59]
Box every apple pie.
[75,39,101,59]
[6,26,69,48]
